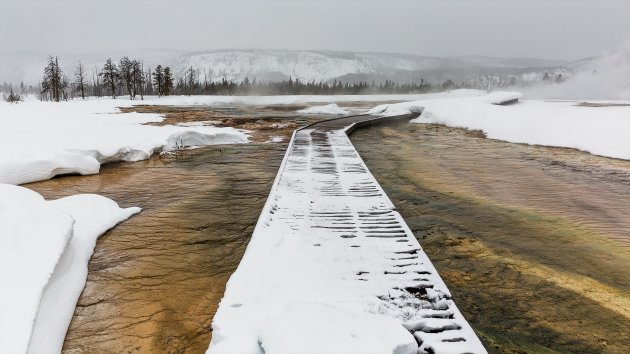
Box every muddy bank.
[351,123,630,353]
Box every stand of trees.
[27,55,466,101]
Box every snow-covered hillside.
[1,49,580,88]
[172,50,574,86]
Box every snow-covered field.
[0,91,487,186]
[371,92,630,160]
[0,99,252,184]
[0,184,140,352]
[0,98,249,185]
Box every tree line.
[40,56,175,101]
[10,55,466,102]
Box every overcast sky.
[1,0,628,60]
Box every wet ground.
[24,101,630,353]
[351,122,630,353]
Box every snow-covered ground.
[371,92,630,160]
[0,184,140,353]
[0,91,488,185]
[0,98,248,185]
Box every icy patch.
[297,103,349,115]
[258,302,418,354]
[268,136,284,143]
[0,184,140,353]
[177,120,222,127]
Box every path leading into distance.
[209,112,486,354]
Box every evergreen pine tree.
[152,65,164,96]
[100,58,118,98]
[163,67,174,96]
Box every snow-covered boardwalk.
[209,113,486,354]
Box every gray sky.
[1,0,629,60]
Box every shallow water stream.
[351,123,630,353]
[28,143,286,353]
[24,104,630,353]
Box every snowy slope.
[172,50,573,85]
[1,49,576,87]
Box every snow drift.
[0,184,140,353]
[371,92,630,160]
[0,99,248,185]
[297,103,349,115]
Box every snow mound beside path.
[0,184,140,353]
[0,99,248,185]
[370,91,630,160]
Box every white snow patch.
[0,99,248,185]
[297,103,349,115]
[258,302,417,354]
[372,92,630,160]
[177,120,222,127]
[0,184,140,353]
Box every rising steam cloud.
[522,41,630,100]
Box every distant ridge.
[1,49,587,88]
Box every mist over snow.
[0,49,576,88]
[520,42,630,100]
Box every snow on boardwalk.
[209,113,486,354]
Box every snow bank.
[297,103,349,115]
[372,92,630,160]
[0,99,248,185]
[0,184,140,353]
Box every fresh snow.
[371,92,630,160]
[0,184,140,353]
[297,103,349,115]
[0,91,489,185]
[258,302,418,354]
[0,98,248,185]
[105,90,485,107]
